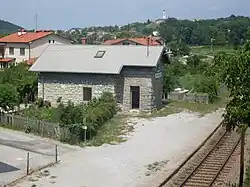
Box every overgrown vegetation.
[212,41,250,185]
[163,52,226,104]
[20,92,119,144]
[0,63,37,111]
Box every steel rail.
[178,129,228,186]
[208,135,241,186]
[158,120,224,187]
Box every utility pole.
[239,125,247,187]
[35,13,38,31]
[210,38,215,54]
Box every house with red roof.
[0,29,71,68]
[102,36,165,46]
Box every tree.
[215,31,227,45]
[163,58,187,95]
[167,41,190,56]
[222,42,250,130]
[0,63,38,103]
[221,42,250,186]
[0,84,19,111]
[246,28,250,41]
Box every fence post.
[41,122,44,137]
[37,120,39,134]
[55,145,58,163]
[26,116,29,129]
[11,113,14,128]
[26,152,30,175]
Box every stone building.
[29,44,169,112]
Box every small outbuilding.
[30,44,169,112]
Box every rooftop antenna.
[35,13,38,31]
[162,9,166,19]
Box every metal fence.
[0,113,70,141]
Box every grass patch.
[167,96,228,115]
[85,115,133,146]
[150,106,181,117]
[191,45,236,56]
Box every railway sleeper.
[199,165,222,170]
[204,161,226,165]
[207,154,230,159]
[202,161,223,166]
[193,172,216,177]
[205,156,227,161]
[210,150,235,155]
[189,175,215,181]
[183,180,211,186]
[187,177,215,183]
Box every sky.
[1,0,250,30]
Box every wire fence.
[0,113,70,141]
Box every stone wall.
[121,67,154,111]
[168,91,209,104]
[38,66,162,111]
[38,73,117,106]
[152,57,164,110]
[183,93,209,104]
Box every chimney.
[81,37,87,45]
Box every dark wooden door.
[131,86,140,109]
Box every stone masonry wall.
[152,58,164,110]
[38,66,160,112]
[121,67,154,111]
[38,73,117,106]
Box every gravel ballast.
[15,110,223,187]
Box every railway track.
[160,123,241,187]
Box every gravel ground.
[15,110,223,187]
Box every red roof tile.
[0,31,53,43]
[103,37,162,46]
[0,58,14,63]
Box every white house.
[0,30,71,68]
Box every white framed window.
[9,47,14,55]
[20,48,25,56]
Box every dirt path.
[14,110,223,187]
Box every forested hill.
[0,20,21,34]
[57,15,250,46]
[158,15,250,46]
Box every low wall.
[168,92,209,104]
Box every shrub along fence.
[0,113,70,141]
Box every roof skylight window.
[94,50,106,58]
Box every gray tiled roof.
[29,44,164,74]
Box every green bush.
[193,75,219,103]
[179,74,197,90]
[20,92,118,144]
[0,84,19,111]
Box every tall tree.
[220,42,250,186]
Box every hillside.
[0,20,22,34]
[59,15,250,46]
